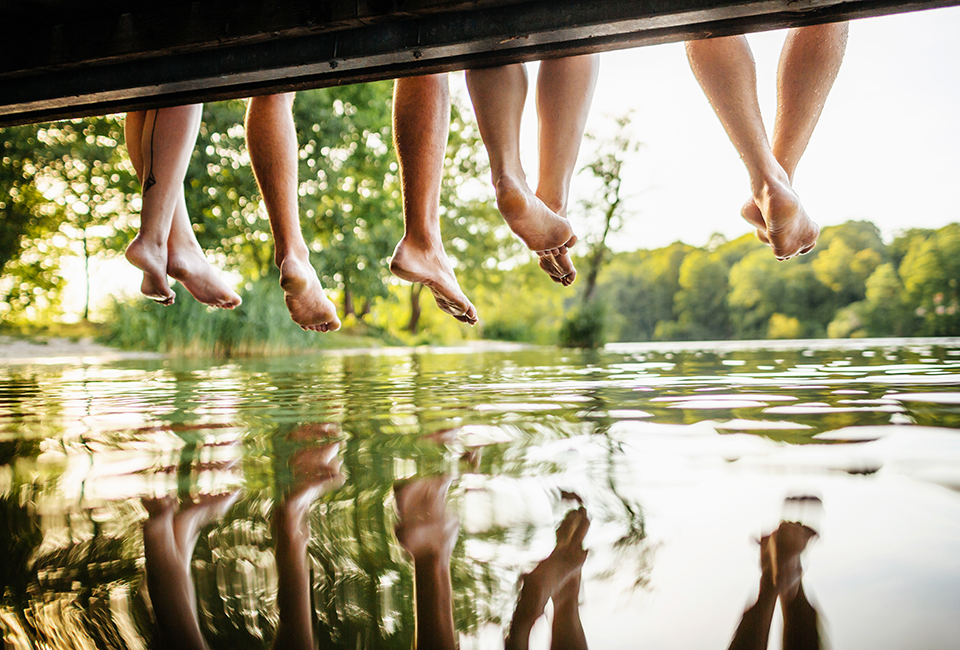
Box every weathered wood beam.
[1,0,955,126]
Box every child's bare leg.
[395,477,459,650]
[465,64,578,284]
[506,507,590,650]
[534,55,600,285]
[125,106,202,304]
[741,23,848,246]
[389,74,478,324]
[165,190,242,309]
[686,37,818,261]
[245,93,341,332]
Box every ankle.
[276,246,310,270]
[399,230,442,252]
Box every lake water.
[1,338,959,650]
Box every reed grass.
[101,279,388,357]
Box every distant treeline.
[479,220,960,345]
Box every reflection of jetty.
[2,0,958,125]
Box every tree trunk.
[82,228,90,321]
[343,286,355,318]
[358,298,372,320]
[407,283,424,334]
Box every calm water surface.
[1,339,959,649]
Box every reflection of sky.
[569,424,960,650]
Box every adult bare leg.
[125,106,203,304]
[245,93,341,332]
[741,23,849,245]
[465,65,578,284]
[686,37,818,260]
[389,75,478,324]
[534,55,600,285]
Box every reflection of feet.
[143,492,239,566]
[275,441,344,539]
[125,236,176,305]
[746,177,820,261]
[495,176,577,286]
[173,492,240,558]
[394,477,460,560]
[390,237,478,324]
[763,520,817,602]
[279,256,342,333]
[516,507,590,620]
[167,244,242,309]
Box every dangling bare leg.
[389,75,478,325]
[245,93,341,332]
[534,55,600,286]
[124,108,241,308]
[271,439,344,650]
[506,507,590,650]
[124,106,198,304]
[142,492,239,650]
[394,477,459,650]
[687,31,837,260]
[740,24,849,248]
[465,64,579,285]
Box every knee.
[249,92,296,112]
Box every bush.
[100,277,384,356]
[558,300,608,348]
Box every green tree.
[1,117,138,322]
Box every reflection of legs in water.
[506,506,590,650]
[685,24,847,260]
[465,56,599,286]
[728,521,821,650]
[271,435,344,650]
[124,107,242,308]
[394,476,460,650]
[245,93,341,333]
[389,74,479,325]
[142,492,239,650]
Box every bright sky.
[68,6,960,319]
[450,4,960,251]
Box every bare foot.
[495,176,578,286]
[741,198,770,245]
[390,237,478,325]
[394,476,459,560]
[172,491,240,558]
[768,520,817,601]
[752,178,819,261]
[125,236,176,305]
[167,244,242,309]
[278,256,342,333]
[515,506,590,620]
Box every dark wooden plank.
[1,0,956,126]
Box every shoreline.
[0,335,534,365]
